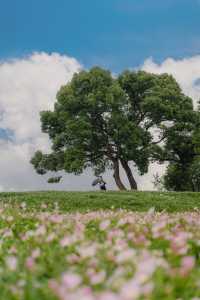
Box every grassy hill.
[0,190,200,212]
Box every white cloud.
[0,52,86,191]
[0,53,200,191]
[142,56,200,108]
[0,52,81,142]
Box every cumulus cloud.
[0,52,88,191]
[0,52,81,142]
[0,53,200,191]
[142,55,200,108]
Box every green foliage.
[47,176,62,184]
[163,164,192,191]
[157,110,200,191]
[30,151,47,175]
[190,158,200,191]
[31,67,196,190]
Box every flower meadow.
[0,201,200,300]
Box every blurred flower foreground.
[1,203,200,300]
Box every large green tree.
[157,109,200,191]
[31,67,194,190]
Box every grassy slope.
[0,191,200,212]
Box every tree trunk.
[113,159,127,190]
[120,159,138,190]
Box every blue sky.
[1,0,200,191]
[1,0,200,71]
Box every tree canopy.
[158,109,200,191]
[31,67,196,190]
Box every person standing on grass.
[100,180,107,191]
[92,176,107,191]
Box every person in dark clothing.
[92,176,107,191]
[100,182,107,191]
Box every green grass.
[0,191,199,212]
[0,191,200,299]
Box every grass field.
[0,191,200,212]
[0,191,200,300]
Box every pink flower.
[170,231,189,255]
[26,257,35,271]
[134,234,148,246]
[180,256,195,277]
[120,279,141,300]
[61,272,82,289]
[6,256,17,271]
[116,249,135,263]
[99,219,110,231]
[90,270,106,285]
[152,220,167,238]
[48,280,65,299]
[35,225,46,236]
[49,214,63,223]
[141,282,154,296]
[66,254,80,264]
[78,244,97,258]
[46,233,56,242]
[31,248,41,259]
[9,246,17,254]
[3,229,13,238]
[60,236,71,247]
